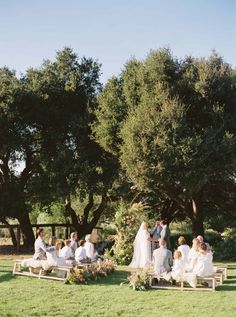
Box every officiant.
[150,220,162,254]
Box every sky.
[0,0,235,83]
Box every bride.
[129,221,152,268]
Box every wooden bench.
[13,259,72,281]
[149,274,216,291]
[214,271,224,285]
[215,265,228,280]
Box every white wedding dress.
[129,222,151,269]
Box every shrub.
[112,201,149,265]
[212,228,236,261]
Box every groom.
[150,220,162,253]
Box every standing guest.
[160,220,171,250]
[84,234,98,262]
[153,239,173,276]
[75,240,91,263]
[60,240,74,260]
[150,220,162,252]
[70,232,78,255]
[33,228,55,260]
[197,235,211,252]
[177,236,190,264]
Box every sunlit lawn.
[0,255,236,317]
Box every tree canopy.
[95,49,236,235]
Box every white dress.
[129,222,151,269]
[171,259,185,282]
[177,244,190,264]
[193,252,214,277]
[186,248,199,272]
[46,249,67,267]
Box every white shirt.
[60,245,74,260]
[84,241,95,259]
[75,246,87,262]
[177,244,190,263]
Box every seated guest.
[60,240,74,260]
[177,236,190,264]
[197,235,211,252]
[75,240,91,263]
[192,242,214,277]
[70,232,78,255]
[153,239,173,277]
[171,250,185,282]
[84,234,98,261]
[186,238,200,271]
[33,228,55,260]
[46,241,67,267]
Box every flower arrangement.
[121,269,151,291]
[66,259,116,285]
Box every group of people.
[33,228,99,267]
[130,220,215,285]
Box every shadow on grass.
[89,270,129,286]
[218,285,236,291]
[221,279,236,284]
[0,271,15,283]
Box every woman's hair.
[36,228,44,237]
[79,240,86,247]
[48,236,57,246]
[199,242,207,252]
[178,236,186,245]
[65,239,71,246]
[174,250,182,259]
[55,241,62,249]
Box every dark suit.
[160,225,171,250]
[150,225,162,253]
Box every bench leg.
[212,278,216,291]
[12,262,17,275]
[39,269,42,279]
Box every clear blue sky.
[0,0,235,82]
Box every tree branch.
[82,191,94,223]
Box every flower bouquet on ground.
[121,269,151,291]
[65,259,116,285]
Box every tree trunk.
[190,198,204,237]
[65,192,107,240]
[1,219,17,248]
[17,212,35,248]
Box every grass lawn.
[0,256,236,317]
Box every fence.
[0,223,102,251]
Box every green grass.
[0,257,236,317]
